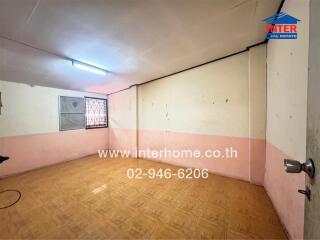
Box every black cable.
[0,189,22,209]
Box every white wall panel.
[138,52,250,138]
[0,80,106,137]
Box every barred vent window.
[85,97,107,129]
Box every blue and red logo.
[263,12,300,39]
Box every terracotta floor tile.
[0,156,287,239]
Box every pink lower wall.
[1,126,265,184]
[0,128,108,178]
[250,139,266,185]
[109,128,137,158]
[139,129,250,181]
[108,128,265,183]
[264,141,305,239]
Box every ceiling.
[0,0,281,94]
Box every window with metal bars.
[85,97,108,129]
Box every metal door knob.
[284,158,315,178]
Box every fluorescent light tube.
[72,60,106,76]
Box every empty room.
[1,0,320,239]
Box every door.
[304,0,320,238]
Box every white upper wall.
[249,44,267,140]
[138,51,251,138]
[266,0,309,158]
[108,87,137,130]
[0,80,106,137]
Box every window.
[85,97,107,129]
[59,96,85,131]
[59,96,107,131]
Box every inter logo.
[263,12,300,40]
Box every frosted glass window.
[59,96,85,131]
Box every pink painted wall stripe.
[0,128,108,178]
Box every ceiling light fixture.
[72,60,107,76]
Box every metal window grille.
[85,97,107,128]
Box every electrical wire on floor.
[0,189,21,209]
[0,156,21,209]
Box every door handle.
[284,158,315,178]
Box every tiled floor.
[0,156,287,239]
